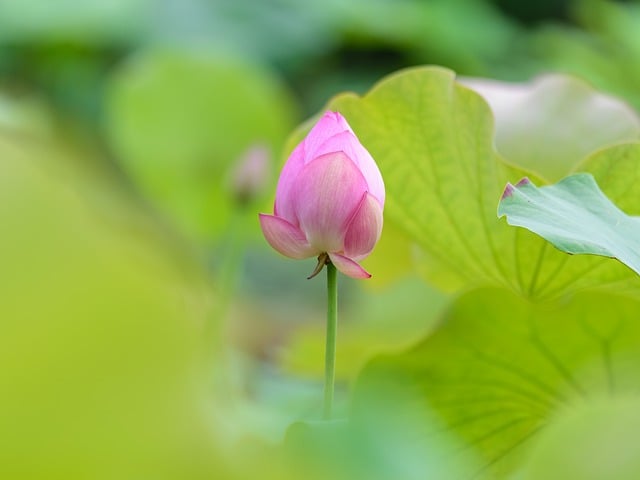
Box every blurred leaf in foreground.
[0,137,223,479]
[283,394,478,480]
[521,397,640,480]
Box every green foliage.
[521,397,640,480]
[319,66,640,479]
[499,173,640,276]
[355,288,640,478]
[0,0,147,43]
[328,67,640,299]
[5,2,640,477]
[283,402,478,480]
[461,74,640,182]
[105,48,297,240]
[0,138,223,479]
[531,0,640,112]
[282,278,448,380]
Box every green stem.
[207,211,246,347]
[323,261,338,420]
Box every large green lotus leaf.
[325,67,640,298]
[105,48,297,240]
[461,74,640,182]
[498,173,640,276]
[574,144,640,296]
[578,142,640,216]
[353,287,640,478]
[359,219,416,288]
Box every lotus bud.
[230,143,271,206]
[259,111,384,279]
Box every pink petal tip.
[501,184,515,200]
[328,253,372,279]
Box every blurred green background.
[3,0,640,478]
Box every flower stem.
[323,261,338,420]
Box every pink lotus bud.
[259,111,385,279]
[229,143,271,206]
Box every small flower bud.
[230,144,271,206]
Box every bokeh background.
[3,0,640,478]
